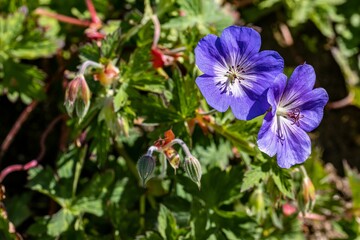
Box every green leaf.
[88,121,112,167]
[157,204,178,240]
[114,83,128,112]
[123,48,166,94]
[137,231,163,240]
[241,166,268,192]
[0,11,25,50]
[100,30,121,59]
[0,9,59,60]
[1,59,46,102]
[71,170,115,216]
[5,193,32,226]
[163,0,233,34]
[344,161,360,209]
[27,166,69,207]
[212,209,260,239]
[181,166,243,207]
[79,42,101,62]
[207,121,256,155]
[109,178,129,203]
[0,215,17,240]
[9,40,57,60]
[194,139,233,170]
[270,162,294,199]
[171,68,198,120]
[47,209,75,237]
[190,199,213,239]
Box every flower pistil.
[276,107,304,127]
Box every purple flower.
[257,64,328,168]
[195,26,284,120]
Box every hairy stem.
[163,138,192,157]
[85,0,101,25]
[151,15,161,48]
[34,8,91,27]
[78,60,103,75]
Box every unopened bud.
[137,155,156,187]
[302,176,316,204]
[94,62,120,86]
[64,75,91,119]
[164,147,180,172]
[250,188,265,213]
[282,203,297,216]
[183,155,202,189]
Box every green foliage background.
[0,0,360,239]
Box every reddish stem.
[0,101,39,163]
[85,0,101,25]
[0,115,65,183]
[151,15,161,49]
[327,93,354,109]
[279,23,294,46]
[0,165,24,182]
[36,115,66,161]
[34,8,92,27]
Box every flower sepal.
[64,75,91,120]
[183,155,202,189]
[137,154,156,187]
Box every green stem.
[114,141,139,180]
[139,194,146,230]
[300,165,308,178]
[207,121,256,155]
[73,145,87,197]
[198,109,217,115]
[163,138,192,157]
[78,61,103,75]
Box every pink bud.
[282,203,297,216]
[64,75,91,119]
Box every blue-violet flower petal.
[195,26,284,120]
[257,64,329,168]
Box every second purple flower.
[257,64,329,168]
[195,26,284,120]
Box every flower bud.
[250,188,265,219]
[137,154,156,187]
[302,176,316,204]
[282,203,297,216]
[93,62,120,86]
[64,75,91,119]
[183,155,202,189]
[164,147,180,172]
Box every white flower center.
[224,65,246,84]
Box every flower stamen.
[287,108,303,127]
[224,65,246,84]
